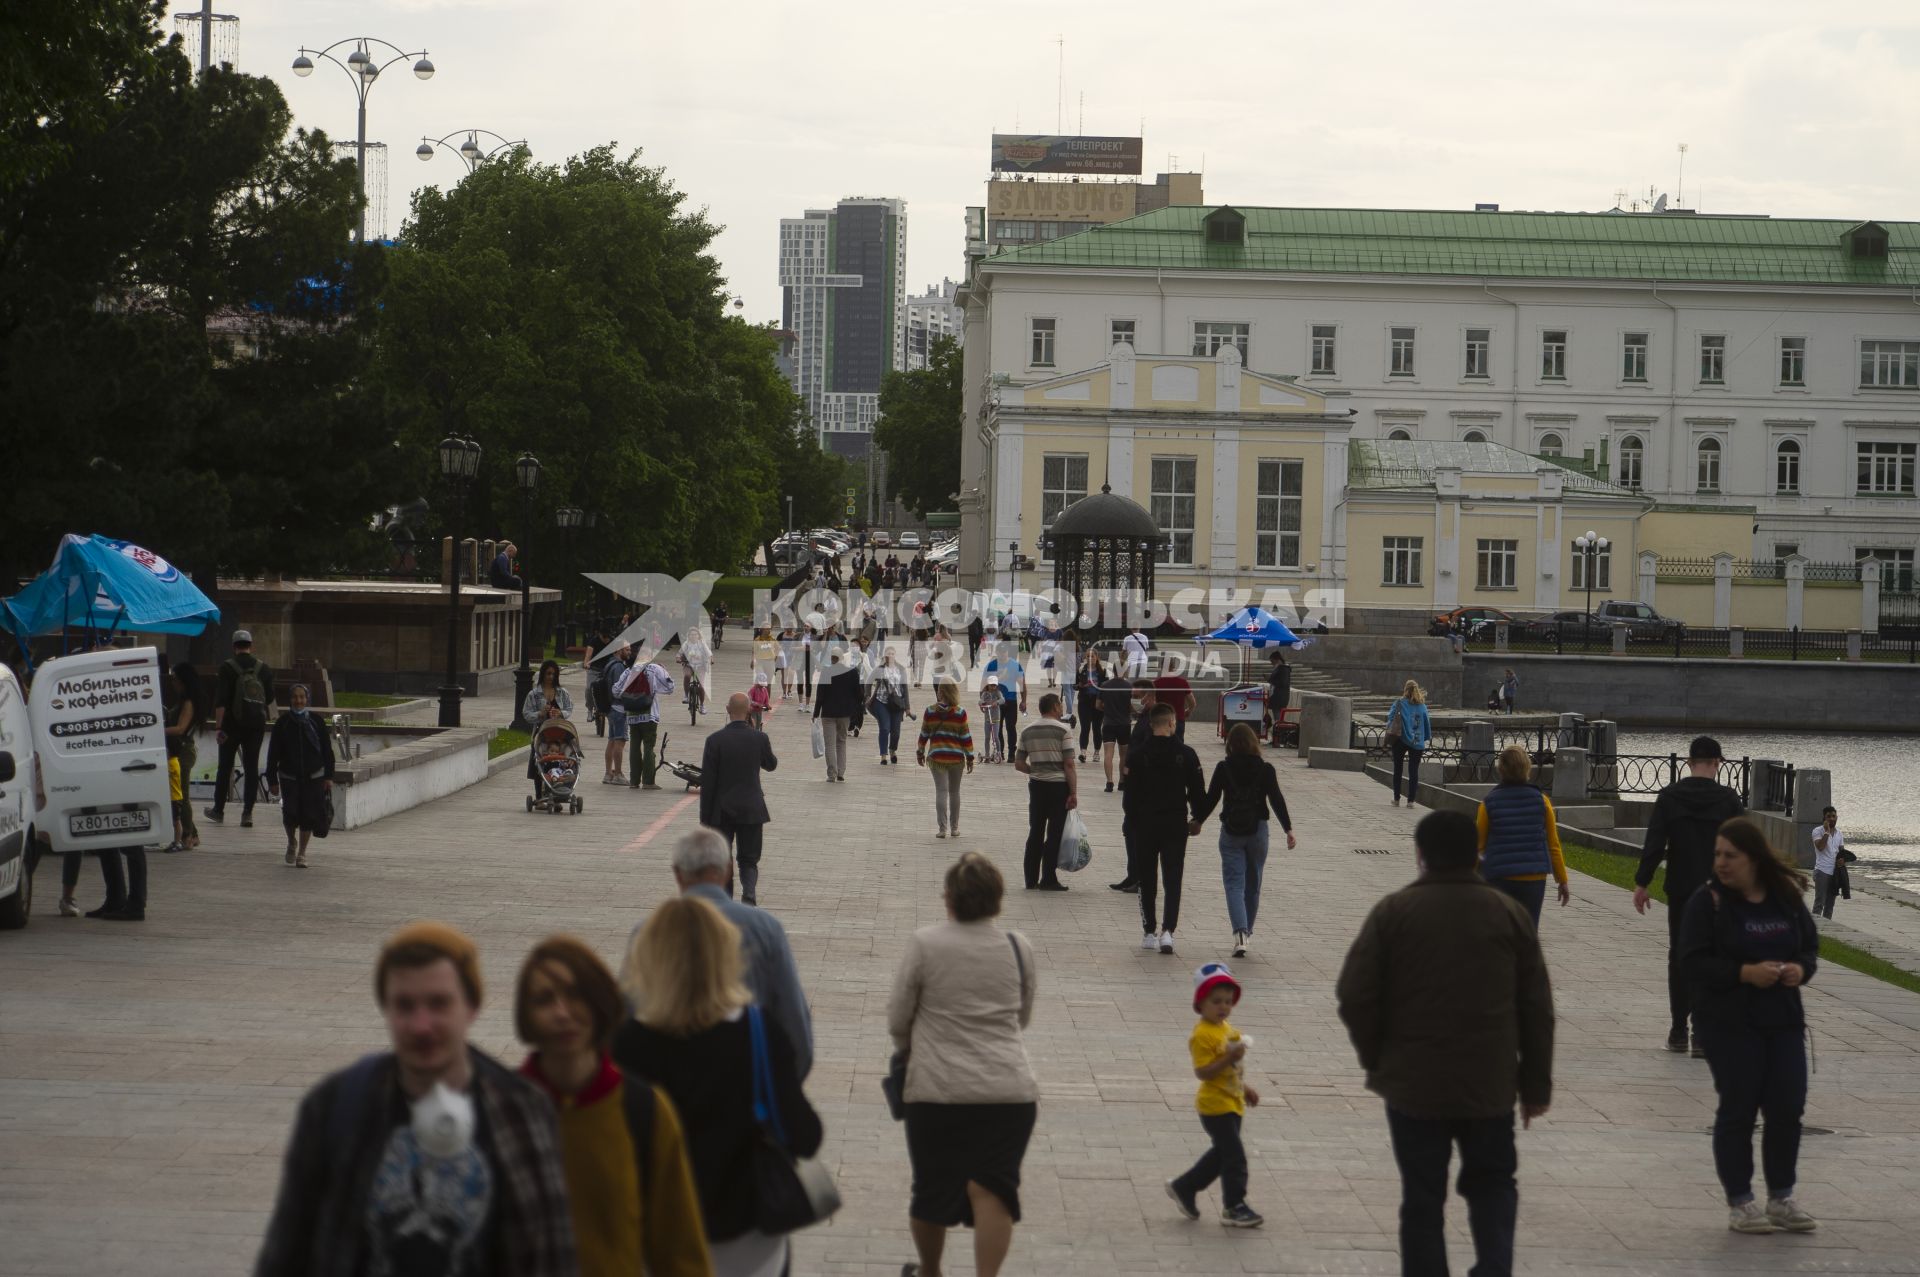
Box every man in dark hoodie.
[1634,735,1746,1054]
[1123,702,1207,956]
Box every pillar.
[1784,555,1806,630]
[1611,623,1628,655]
[1861,559,1881,633]
[1556,712,1582,748]
[1637,551,1659,608]
[1846,629,1862,661]
[1296,691,1352,760]
[1712,553,1733,629]
[1463,719,1495,777]
[1728,626,1744,659]
[1789,770,1831,869]
[1551,746,1588,803]
[1495,620,1510,652]
[1588,720,1619,794]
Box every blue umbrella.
[1198,607,1303,682]
[2,534,221,662]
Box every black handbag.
[881,934,1023,1122]
[747,1006,840,1233]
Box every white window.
[1476,539,1518,590]
[1150,456,1197,565]
[1858,548,1916,592]
[1699,334,1726,384]
[1109,318,1136,350]
[1618,435,1644,490]
[1254,459,1303,568]
[1464,328,1490,378]
[1857,441,1917,495]
[1389,327,1416,376]
[1462,429,1488,444]
[1382,536,1423,586]
[1860,340,1920,388]
[1029,317,1055,367]
[1571,545,1611,590]
[1622,332,1648,381]
[1310,324,1337,374]
[1538,432,1564,457]
[1779,336,1806,386]
[1775,440,1801,494]
[1040,454,1089,558]
[1193,322,1249,361]
[1697,437,1723,492]
[1386,428,1413,441]
[1541,330,1567,379]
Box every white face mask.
[411,1081,475,1159]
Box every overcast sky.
[220,1,1920,321]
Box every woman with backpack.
[1192,724,1297,958]
[1474,745,1570,924]
[1681,817,1820,1235]
[614,896,823,1277]
[515,935,712,1277]
[265,683,336,869]
[1385,680,1432,808]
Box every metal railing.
[1588,753,1750,804]
[1500,624,1919,662]
[1763,761,1796,817]
[1350,721,1590,758]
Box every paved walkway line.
[621,792,697,853]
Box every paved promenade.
[5,643,1920,1275]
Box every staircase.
[1289,666,1397,716]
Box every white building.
[957,205,1920,598]
[905,277,962,370]
[778,197,908,457]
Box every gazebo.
[1045,485,1165,637]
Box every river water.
[1617,730,1920,892]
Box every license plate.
[68,809,151,837]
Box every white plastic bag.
[1057,809,1092,873]
[810,717,826,759]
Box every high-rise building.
[778,197,907,458]
[905,277,962,370]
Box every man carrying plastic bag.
[1014,692,1077,891]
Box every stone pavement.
[5,642,1920,1276]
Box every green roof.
[1348,439,1638,497]
[985,206,1920,286]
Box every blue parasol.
[1197,606,1304,683]
[1,534,221,658]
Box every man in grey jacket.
[667,827,814,1079]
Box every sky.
[210,0,1920,322]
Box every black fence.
[1498,623,1919,662]
[1587,754,1751,805]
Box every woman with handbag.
[1384,679,1432,807]
[870,646,912,765]
[887,853,1039,1277]
[614,896,824,1277]
[265,683,335,869]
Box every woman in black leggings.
[1074,649,1103,762]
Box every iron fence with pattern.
[1590,753,1750,803]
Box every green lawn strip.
[489,729,529,760]
[708,575,779,619]
[331,691,407,709]
[1561,837,1920,998]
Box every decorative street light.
[291,35,435,244]
[1572,529,1611,650]
[436,434,482,726]
[416,128,526,173]
[554,505,584,647]
[509,452,543,731]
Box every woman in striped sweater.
[916,680,977,839]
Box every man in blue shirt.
[983,642,1026,761]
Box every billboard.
[988,180,1136,221]
[991,134,1143,175]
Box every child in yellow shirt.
[1166,962,1264,1227]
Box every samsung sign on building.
[991,134,1143,175]
[987,181,1136,220]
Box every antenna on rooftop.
[1614,187,1628,210]
[1078,90,1084,134]
[1055,35,1064,132]
[1677,142,1688,206]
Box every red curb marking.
[622,794,698,853]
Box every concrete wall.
[1293,634,1462,704]
[1461,652,1920,731]
[333,727,492,830]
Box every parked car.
[870,530,892,548]
[1595,599,1684,642]
[1432,606,1514,640]
[0,662,38,929]
[897,531,922,550]
[1521,610,1609,644]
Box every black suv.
[1595,599,1684,642]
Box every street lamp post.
[436,434,481,726]
[416,128,526,173]
[509,453,543,731]
[292,37,435,244]
[1572,530,1610,651]
[554,504,584,649]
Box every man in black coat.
[700,693,778,905]
[1633,734,1746,1054]
[1122,703,1207,956]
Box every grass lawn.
[1562,837,1920,998]
[489,729,529,760]
[332,691,408,709]
[709,575,780,620]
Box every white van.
[0,664,35,928]
[27,647,169,861]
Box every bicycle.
[685,673,705,725]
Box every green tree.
[875,335,963,518]
[371,147,803,581]
[0,1,393,590]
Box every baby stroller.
[527,717,585,815]
[659,731,703,792]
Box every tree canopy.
[371,146,831,578]
[0,0,396,589]
[875,336,963,518]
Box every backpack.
[230,656,270,730]
[619,665,656,716]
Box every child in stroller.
[976,676,1005,763]
[527,714,584,814]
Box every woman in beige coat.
[888,852,1038,1277]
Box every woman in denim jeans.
[1386,680,1432,807]
[1192,724,1296,959]
[870,646,913,765]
